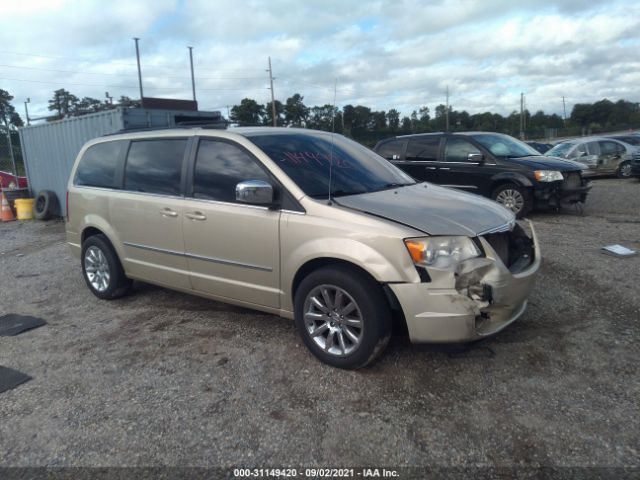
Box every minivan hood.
[334,183,514,236]
[508,155,583,170]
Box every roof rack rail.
[103,120,229,136]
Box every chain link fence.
[0,130,25,176]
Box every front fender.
[491,172,533,188]
[282,236,419,313]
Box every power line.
[0,50,266,74]
[0,76,269,92]
[0,63,265,81]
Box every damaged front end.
[389,221,540,343]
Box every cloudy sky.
[3,0,640,120]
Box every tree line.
[4,87,640,142]
[230,95,640,144]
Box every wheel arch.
[290,257,407,332]
[490,172,533,191]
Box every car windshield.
[247,132,416,198]
[469,133,541,157]
[546,143,575,158]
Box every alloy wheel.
[84,246,111,292]
[496,189,524,213]
[303,284,364,357]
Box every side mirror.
[579,151,588,158]
[235,180,274,205]
[468,153,484,164]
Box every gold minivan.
[66,127,540,369]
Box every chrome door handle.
[439,167,451,170]
[160,208,178,217]
[425,166,437,170]
[185,212,207,221]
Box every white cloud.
[2,0,639,120]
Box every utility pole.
[562,96,567,126]
[520,92,524,140]
[4,124,19,184]
[267,57,277,127]
[445,85,450,132]
[523,94,527,132]
[24,98,30,126]
[188,46,196,102]
[133,37,144,101]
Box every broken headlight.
[404,236,481,270]
[534,170,563,182]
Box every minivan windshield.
[469,133,541,158]
[546,142,575,158]
[247,132,416,198]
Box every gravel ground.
[0,178,639,474]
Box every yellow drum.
[14,198,35,220]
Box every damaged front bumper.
[389,221,541,343]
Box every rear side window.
[124,139,187,196]
[193,139,270,203]
[75,140,125,188]
[599,141,624,155]
[405,137,440,161]
[376,140,405,160]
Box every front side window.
[247,132,415,199]
[124,139,187,195]
[75,140,126,188]
[193,139,270,203]
[405,137,440,162]
[569,142,588,159]
[444,137,482,162]
[586,142,601,156]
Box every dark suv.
[374,132,591,217]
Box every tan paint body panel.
[389,222,540,342]
[66,127,540,344]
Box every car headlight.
[534,170,564,182]
[404,236,481,270]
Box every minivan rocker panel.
[67,127,540,368]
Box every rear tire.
[617,161,632,178]
[491,183,532,218]
[81,234,132,300]
[294,265,391,369]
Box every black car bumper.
[533,172,591,207]
[631,158,640,177]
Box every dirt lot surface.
[1,178,639,474]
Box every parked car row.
[374,132,590,217]
[545,135,640,179]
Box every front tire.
[81,234,132,300]
[491,183,532,218]
[294,265,391,369]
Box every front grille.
[483,224,534,273]
[562,171,582,190]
